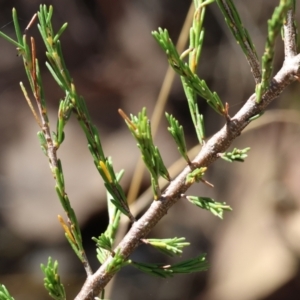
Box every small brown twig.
[23,30,93,278]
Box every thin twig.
[283,9,297,58]
[25,32,93,277]
[30,40,58,170]
[75,41,300,300]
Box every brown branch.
[76,57,300,300]
[75,10,300,300]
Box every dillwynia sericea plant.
[0,0,299,299]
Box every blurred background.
[1,0,300,299]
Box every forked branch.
[75,8,300,300]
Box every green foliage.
[257,0,295,102]
[93,233,113,253]
[166,113,191,164]
[130,254,208,278]
[105,250,127,274]
[216,0,260,83]
[152,27,224,116]
[220,147,251,162]
[143,237,190,257]
[120,108,170,199]
[182,0,209,144]
[99,158,133,221]
[186,196,232,219]
[0,285,14,300]
[41,258,66,300]
[186,167,207,184]
[93,171,123,262]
